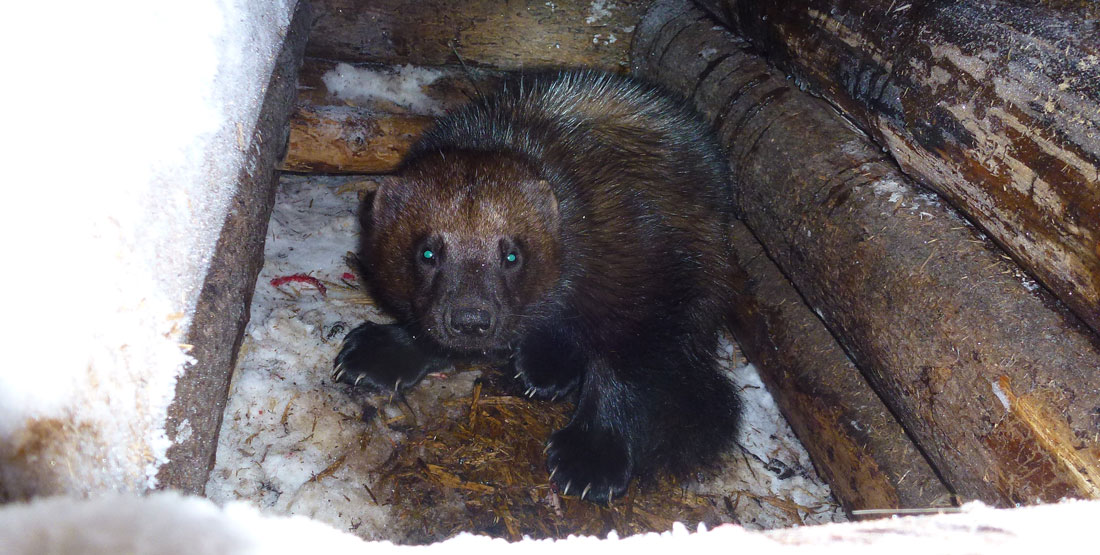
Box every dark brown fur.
[335,70,741,504]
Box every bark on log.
[727,220,953,514]
[280,60,498,173]
[306,0,652,72]
[634,0,1100,506]
[696,0,1100,337]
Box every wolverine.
[334,69,741,504]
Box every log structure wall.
[633,0,1100,506]
[696,0,1100,336]
[307,0,652,72]
[727,220,952,513]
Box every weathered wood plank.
[307,0,652,72]
[726,220,953,514]
[156,1,312,494]
[697,0,1100,336]
[634,0,1100,506]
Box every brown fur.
[337,70,741,505]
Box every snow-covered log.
[697,0,1100,337]
[633,0,1100,506]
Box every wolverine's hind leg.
[544,331,741,504]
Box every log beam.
[306,0,652,72]
[280,60,497,174]
[634,0,1100,506]
[697,0,1100,337]
[727,220,953,514]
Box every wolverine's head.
[360,149,562,354]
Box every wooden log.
[696,0,1100,337]
[633,0,1100,506]
[306,0,652,73]
[280,107,433,174]
[726,219,953,514]
[280,60,498,173]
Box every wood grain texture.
[697,0,1100,336]
[307,0,652,72]
[634,0,1100,506]
[280,59,498,173]
[727,219,953,514]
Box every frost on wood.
[0,0,297,499]
[207,175,842,542]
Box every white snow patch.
[872,178,909,198]
[322,63,446,115]
[711,355,842,527]
[586,0,614,24]
[3,493,1096,554]
[991,380,1012,411]
[1,0,296,494]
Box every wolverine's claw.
[514,372,522,379]
[564,480,572,496]
[354,375,364,386]
[544,441,553,454]
[549,467,557,481]
[581,484,591,500]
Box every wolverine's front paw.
[545,424,632,505]
[511,354,579,400]
[333,322,449,392]
[510,333,583,400]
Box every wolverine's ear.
[521,179,560,230]
[368,177,415,224]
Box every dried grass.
[361,372,733,544]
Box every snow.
[322,64,447,115]
[586,0,614,25]
[0,492,1097,554]
[0,0,297,495]
[207,174,842,540]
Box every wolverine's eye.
[501,243,522,268]
[419,246,438,266]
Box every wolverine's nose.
[448,307,494,336]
